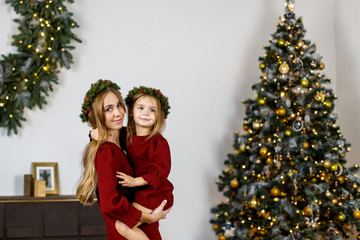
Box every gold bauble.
[343,223,352,231]
[285,129,292,137]
[258,99,266,105]
[270,187,280,197]
[279,62,290,74]
[332,198,338,204]
[260,147,268,156]
[323,160,331,169]
[314,92,326,102]
[353,210,360,219]
[302,206,312,216]
[259,63,266,70]
[239,144,246,152]
[253,122,261,130]
[337,213,346,222]
[324,100,332,108]
[318,62,325,70]
[218,234,226,240]
[325,190,332,198]
[276,108,286,116]
[277,39,285,47]
[230,178,239,188]
[331,164,339,172]
[296,40,305,49]
[301,79,309,87]
[337,176,345,184]
[249,197,259,208]
[304,141,309,150]
[213,224,219,231]
[243,124,249,131]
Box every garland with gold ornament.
[0,0,81,135]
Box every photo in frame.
[31,162,59,195]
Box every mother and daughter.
[76,79,174,240]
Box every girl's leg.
[115,220,149,240]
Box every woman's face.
[103,92,125,131]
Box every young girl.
[76,80,169,240]
[115,86,174,239]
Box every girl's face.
[132,96,157,135]
[103,92,125,132]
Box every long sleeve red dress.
[127,134,174,211]
[95,141,142,240]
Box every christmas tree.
[210,1,360,240]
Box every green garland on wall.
[0,0,81,135]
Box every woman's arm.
[139,200,171,224]
[96,144,142,228]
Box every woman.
[76,79,169,239]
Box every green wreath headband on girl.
[80,79,120,122]
[125,86,170,119]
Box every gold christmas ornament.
[276,108,286,116]
[323,160,331,169]
[218,234,226,240]
[318,62,325,70]
[230,178,240,188]
[353,210,360,220]
[279,62,290,74]
[337,213,346,222]
[259,63,266,70]
[304,141,309,150]
[285,129,292,137]
[296,40,305,49]
[330,164,339,172]
[258,99,266,105]
[277,39,285,47]
[213,224,219,231]
[260,147,268,157]
[270,187,280,197]
[249,197,259,208]
[253,121,261,130]
[314,92,326,102]
[324,100,332,108]
[301,79,309,87]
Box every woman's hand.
[116,172,148,187]
[141,200,171,224]
[151,200,171,222]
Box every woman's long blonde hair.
[127,93,165,143]
[76,87,125,205]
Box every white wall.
[1,1,358,239]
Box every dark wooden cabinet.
[0,196,107,240]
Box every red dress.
[95,141,161,240]
[127,134,174,211]
[95,142,141,240]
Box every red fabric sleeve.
[141,136,171,190]
[95,145,141,228]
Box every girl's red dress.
[127,134,174,211]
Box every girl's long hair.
[127,93,165,143]
[76,87,125,205]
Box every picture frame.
[31,162,59,195]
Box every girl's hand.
[151,200,171,222]
[116,172,148,187]
[116,172,137,187]
[90,128,99,140]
